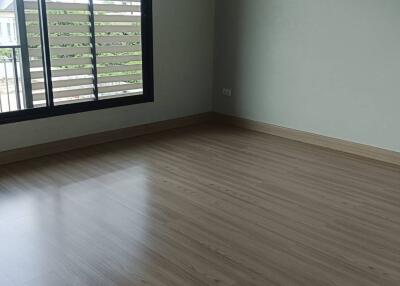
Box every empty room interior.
[1,0,400,285]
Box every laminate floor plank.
[0,124,399,286]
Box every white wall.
[214,0,400,152]
[0,0,215,152]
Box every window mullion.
[38,0,54,108]
[15,0,34,109]
[141,0,153,102]
[88,0,99,100]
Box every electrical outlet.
[222,88,232,97]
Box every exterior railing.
[0,44,22,113]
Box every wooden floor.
[0,124,399,286]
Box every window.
[7,23,12,37]
[0,0,153,124]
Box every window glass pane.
[25,0,47,107]
[46,0,95,105]
[95,0,143,100]
[0,0,43,113]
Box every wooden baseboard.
[215,113,400,167]
[0,112,213,166]
[2,111,399,167]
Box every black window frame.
[0,0,153,125]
